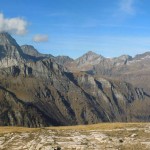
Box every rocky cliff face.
[0,65,149,127]
[67,51,104,72]
[66,51,133,73]
[21,45,53,60]
[21,45,73,66]
[65,51,150,93]
[55,56,74,66]
[0,85,58,127]
[0,33,150,127]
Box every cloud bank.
[33,34,49,42]
[0,13,28,35]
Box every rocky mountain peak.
[0,32,18,46]
[134,51,150,60]
[0,32,150,128]
[21,45,54,60]
[76,51,103,63]
[55,56,74,65]
[0,32,24,67]
[71,51,105,69]
[86,50,98,55]
[84,51,100,58]
[118,55,132,60]
[21,45,41,57]
[22,45,35,50]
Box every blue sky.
[0,0,150,58]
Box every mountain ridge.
[0,32,150,127]
[63,50,150,93]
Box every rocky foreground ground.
[0,123,150,150]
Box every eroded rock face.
[21,45,73,66]
[64,50,150,94]
[21,45,43,58]
[0,86,59,127]
[0,32,18,46]
[0,32,150,127]
[0,123,150,150]
[55,56,74,66]
[0,64,149,127]
[21,45,53,59]
[0,32,25,69]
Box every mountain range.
[64,50,150,94]
[0,32,150,127]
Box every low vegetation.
[0,123,149,150]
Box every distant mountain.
[21,45,53,59]
[67,51,104,72]
[75,51,103,66]
[134,51,150,60]
[55,55,74,65]
[21,45,73,66]
[0,32,25,68]
[0,32,18,46]
[66,51,133,72]
[0,33,150,127]
[65,50,150,93]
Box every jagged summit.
[21,45,54,59]
[79,51,102,59]
[67,51,105,70]
[112,55,133,65]
[75,51,104,65]
[0,32,18,46]
[21,45,42,57]
[55,55,74,65]
[116,55,132,60]
[134,51,150,60]
[0,32,150,127]
[0,32,24,63]
[86,50,99,56]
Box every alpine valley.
[0,32,150,127]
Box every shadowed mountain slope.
[0,33,150,127]
[65,51,150,93]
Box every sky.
[0,0,150,58]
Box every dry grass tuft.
[46,122,149,131]
[0,126,39,134]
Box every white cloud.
[33,34,49,42]
[119,0,136,15]
[0,13,28,35]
